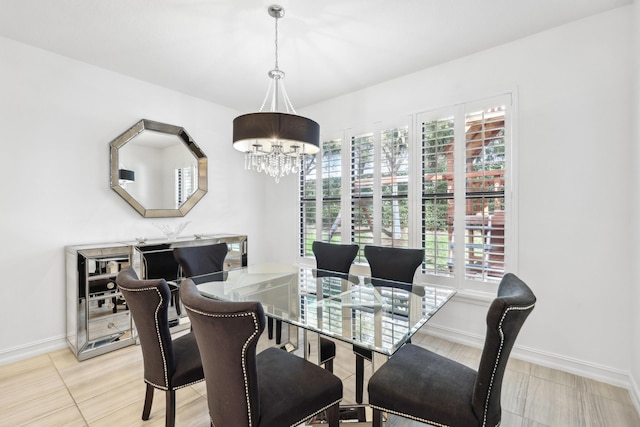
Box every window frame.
[300,93,516,293]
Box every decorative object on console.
[154,221,191,240]
[232,4,320,183]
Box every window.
[350,132,375,263]
[300,94,512,289]
[321,139,343,244]
[349,123,411,262]
[175,165,197,208]
[299,154,317,257]
[380,126,410,248]
[420,100,508,284]
[300,138,344,257]
[421,115,455,276]
[462,106,506,280]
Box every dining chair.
[179,279,343,427]
[368,273,536,427]
[352,245,425,404]
[140,244,182,315]
[172,242,228,284]
[364,244,424,290]
[115,267,204,427]
[312,241,359,371]
[313,241,360,276]
[173,242,290,349]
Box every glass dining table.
[186,262,456,366]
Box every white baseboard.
[422,324,639,393]
[0,335,68,366]
[630,375,640,420]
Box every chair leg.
[355,354,365,403]
[267,316,274,339]
[324,359,334,373]
[372,408,384,427]
[142,383,154,420]
[357,406,367,422]
[173,292,181,316]
[325,402,340,427]
[275,319,282,344]
[165,389,176,427]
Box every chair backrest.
[173,243,228,284]
[312,241,359,275]
[116,266,176,388]
[140,244,180,281]
[179,279,265,426]
[472,273,536,426]
[364,245,424,288]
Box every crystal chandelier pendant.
[232,5,320,183]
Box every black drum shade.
[232,112,320,154]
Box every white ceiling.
[0,0,631,112]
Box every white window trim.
[301,91,519,295]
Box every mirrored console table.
[66,234,247,360]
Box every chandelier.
[232,5,320,183]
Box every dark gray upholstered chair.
[350,245,425,404]
[116,267,204,427]
[364,245,425,290]
[313,241,360,276]
[173,242,290,350]
[140,244,182,315]
[179,279,343,427]
[312,241,360,371]
[368,273,536,427]
[172,242,228,285]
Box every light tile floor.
[1,332,639,426]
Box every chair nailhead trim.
[481,302,535,427]
[185,306,260,427]
[145,378,203,391]
[120,285,170,388]
[370,404,450,427]
[290,399,342,427]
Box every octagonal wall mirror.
[110,119,208,218]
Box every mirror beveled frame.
[110,119,208,218]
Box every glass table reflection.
[187,263,456,359]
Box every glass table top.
[188,263,456,356]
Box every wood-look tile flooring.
[1,331,639,426]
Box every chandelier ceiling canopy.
[232,5,320,183]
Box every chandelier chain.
[274,14,279,71]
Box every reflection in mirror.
[110,119,208,217]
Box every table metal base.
[307,404,388,425]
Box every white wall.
[632,0,640,412]
[266,6,638,389]
[0,36,271,362]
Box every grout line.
[48,352,90,426]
